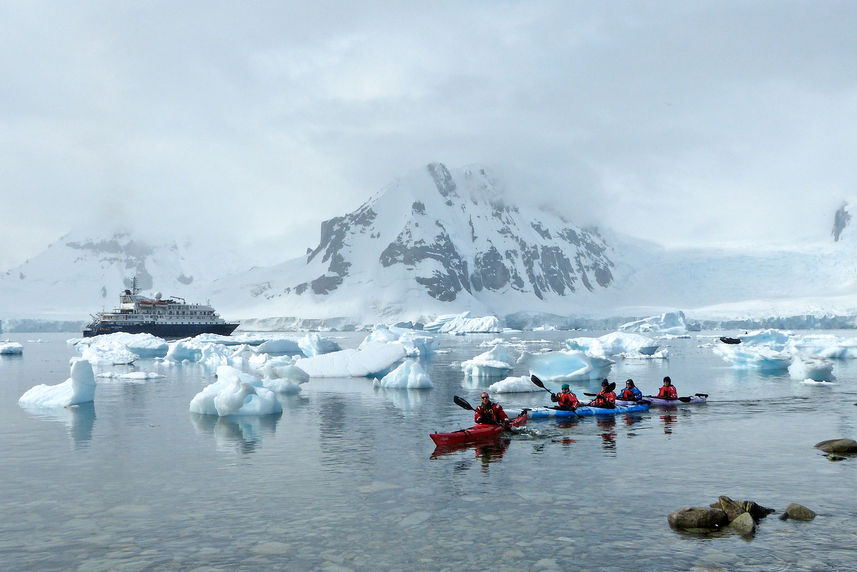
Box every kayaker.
[475,393,510,427]
[656,376,678,400]
[551,384,580,410]
[619,379,643,401]
[589,379,616,409]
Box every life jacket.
[475,402,508,424]
[657,385,678,400]
[620,387,642,400]
[553,391,579,410]
[591,390,616,408]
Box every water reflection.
[373,387,429,411]
[431,437,511,471]
[18,402,96,448]
[596,416,617,451]
[189,412,281,454]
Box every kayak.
[429,413,527,446]
[617,395,707,406]
[527,403,649,419]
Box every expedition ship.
[83,278,239,338]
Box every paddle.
[529,374,555,397]
[453,395,474,411]
[645,395,694,403]
[695,393,709,398]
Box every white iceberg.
[518,349,613,381]
[567,332,659,357]
[373,359,433,389]
[488,375,544,393]
[788,355,834,381]
[360,325,437,357]
[787,333,857,359]
[298,333,342,357]
[189,366,282,416]
[261,364,310,394]
[295,342,407,378]
[72,332,168,359]
[738,329,792,350]
[461,344,516,378]
[712,344,792,372]
[619,311,692,336]
[97,371,166,381]
[166,338,247,369]
[255,337,302,355]
[0,342,24,355]
[19,359,96,408]
[423,312,502,334]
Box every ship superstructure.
[83,278,239,337]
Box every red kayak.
[429,413,527,446]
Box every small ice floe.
[461,345,515,378]
[423,312,502,334]
[298,333,342,357]
[518,349,613,381]
[787,333,857,359]
[255,337,302,355]
[189,366,282,416]
[166,338,247,369]
[295,341,407,378]
[618,310,694,336]
[97,371,166,382]
[788,355,835,382]
[0,342,24,355]
[72,332,169,358]
[360,325,437,357]
[19,359,96,408]
[567,332,659,357]
[261,364,310,394]
[801,379,836,386]
[739,329,792,350]
[373,359,433,389]
[488,375,543,393]
[712,344,792,373]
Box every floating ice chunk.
[97,371,165,381]
[78,343,138,365]
[360,325,437,357]
[0,342,23,355]
[19,359,96,408]
[787,334,857,359]
[518,349,613,381]
[461,345,515,378]
[166,339,238,368]
[72,332,168,358]
[738,329,792,350]
[488,375,543,393]
[567,332,659,357]
[712,344,792,372]
[298,333,341,357]
[373,359,433,389]
[189,366,282,416]
[788,355,834,381]
[261,364,310,394]
[619,311,693,335]
[255,337,302,355]
[423,312,502,334]
[295,342,407,378]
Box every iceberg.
[19,359,96,408]
[96,371,166,381]
[461,344,516,378]
[72,332,169,359]
[788,355,835,381]
[423,312,502,334]
[0,341,24,355]
[298,333,342,357]
[295,342,407,378]
[360,325,437,357]
[261,364,310,394]
[488,375,544,393]
[619,311,694,336]
[166,337,247,369]
[189,366,283,416]
[518,349,613,381]
[255,337,302,355]
[712,344,792,372]
[373,359,433,389]
[567,332,659,357]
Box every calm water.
[2,330,856,571]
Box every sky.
[2,1,856,271]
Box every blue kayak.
[527,403,649,419]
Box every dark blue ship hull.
[82,322,239,338]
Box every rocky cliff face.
[240,162,615,315]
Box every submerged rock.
[728,512,756,536]
[781,503,816,521]
[814,438,857,454]
[668,507,728,531]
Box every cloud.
[1,2,855,270]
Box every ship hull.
[82,322,239,338]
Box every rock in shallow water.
[668,507,728,531]
[728,512,756,536]
[781,503,816,521]
[814,438,857,454]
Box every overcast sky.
[2,1,855,271]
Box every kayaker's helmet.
[561,384,570,391]
[663,376,672,385]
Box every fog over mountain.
[2,162,856,331]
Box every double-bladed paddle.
[529,374,555,397]
[453,395,474,411]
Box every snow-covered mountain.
[3,162,857,330]
[210,163,619,323]
[0,230,247,322]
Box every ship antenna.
[132,276,139,295]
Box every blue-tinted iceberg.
[19,359,96,408]
[295,342,407,378]
[461,344,516,378]
[567,332,659,357]
[298,333,342,357]
[488,375,543,393]
[788,355,834,381]
[373,359,433,389]
[619,311,693,336]
[72,332,168,359]
[518,349,613,381]
[360,325,437,357]
[0,342,23,355]
[189,366,282,416]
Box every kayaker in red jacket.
[656,376,678,400]
[475,393,509,426]
[619,378,643,401]
[551,384,580,410]
[589,379,616,409]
